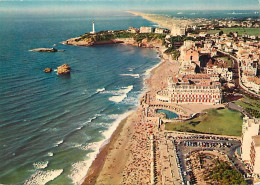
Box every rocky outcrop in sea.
[29,48,64,52]
[57,64,71,75]
[44,68,52,73]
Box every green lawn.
[203,30,220,35]
[202,27,260,36]
[221,28,260,36]
[165,108,243,136]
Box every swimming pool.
[156,109,179,119]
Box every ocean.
[0,3,160,184]
[1,2,258,184]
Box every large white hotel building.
[156,74,222,105]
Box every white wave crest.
[227,12,249,15]
[120,74,140,78]
[96,88,105,93]
[128,68,134,72]
[108,85,133,103]
[47,152,53,157]
[54,140,63,147]
[24,169,63,185]
[33,161,49,170]
[106,114,119,120]
[76,126,83,130]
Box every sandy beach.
[127,11,193,33]
[81,11,223,185]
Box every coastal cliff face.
[63,37,163,49]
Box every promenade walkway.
[227,102,253,119]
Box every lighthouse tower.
[90,21,96,34]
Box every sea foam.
[120,74,140,78]
[24,169,63,185]
[96,88,105,93]
[69,110,134,185]
[128,67,134,72]
[47,152,53,157]
[54,140,63,147]
[33,161,49,170]
[108,85,133,103]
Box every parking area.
[165,133,251,185]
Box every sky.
[0,0,259,11]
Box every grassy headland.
[165,108,243,136]
[78,31,166,43]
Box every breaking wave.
[33,161,49,170]
[96,88,105,93]
[24,169,63,185]
[54,140,63,147]
[120,74,140,78]
[69,110,133,185]
[108,85,133,103]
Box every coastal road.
[217,50,260,99]
[227,102,253,118]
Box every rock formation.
[44,68,52,73]
[57,64,71,75]
[29,48,64,52]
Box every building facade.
[250,136,260,177]
[241,116,260,162]
[154,28,165,34]
[140,27,153,33]
[241,116,260,180]
[156,74,222,105]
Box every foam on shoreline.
[144,56,162,78]
[68,30,164,185]
[69,110,134,185]
[33,161,49,170]
[24,169,63,185]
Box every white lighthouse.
[90,20,96,34]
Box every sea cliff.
[62,31,166,48]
